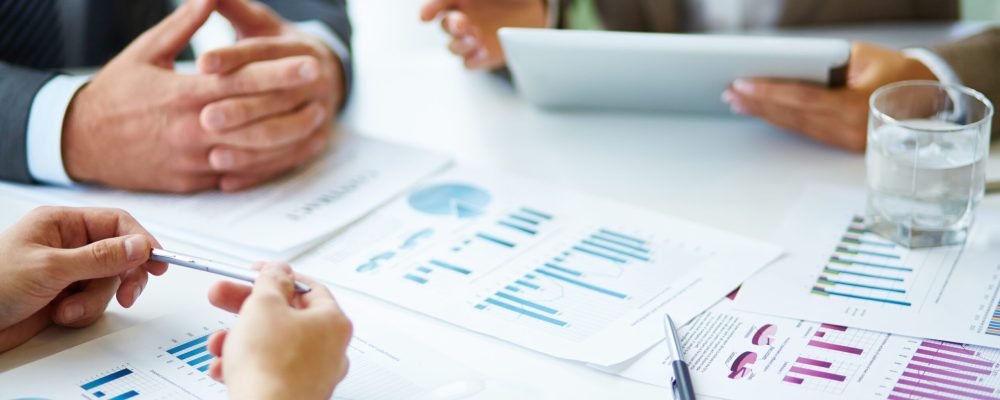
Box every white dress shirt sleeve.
[902,47,963,87]
[26,74,91,186]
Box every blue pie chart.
[408,183,491,218]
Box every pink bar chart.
[890,340,1000,400]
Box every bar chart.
[810,216,914,307]
[469,226,688,340]
[888,339,1000,400]
[782,322,884,395]
[77,364,164,400]
[165,333,216,374]
[736,189,1000,349]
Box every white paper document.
[296,166,782,366]
[0,307,484,400]
[601,294,1000,400]
[0,136,450,260]
[736,186,1000,348]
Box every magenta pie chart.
[752,324,778,346]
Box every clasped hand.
[63,0,345,193]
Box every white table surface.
[1,1,998,398]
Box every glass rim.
[869,80,995,132]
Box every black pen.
[664,314,697,400]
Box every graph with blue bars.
[810,216,914,307]
[472,223,676,339]
[164,333,216,374]
[77,364,161,400]
[401,206,555,286]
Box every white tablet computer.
[499,28,850,113]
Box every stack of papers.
[8,135,1000,398]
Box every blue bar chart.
[77,365,162,400]
[165,333,215,373]
[472,226,665,338]
[810,216,914,307]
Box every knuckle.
[90,240,118,264]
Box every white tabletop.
[1,1,998,398]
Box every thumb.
[52,235,152,282]
[217,0,283,38]
[420,0,456,22]
[127,0,217,62]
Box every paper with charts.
[296,166,782,366]
[0,307,484,400]
[736,186,1000,348]
[600,292,1000,400]
[0,136,449,260]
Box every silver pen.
[664,314,697,400]
[150,248,312,293]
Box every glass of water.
[866,80,993,248]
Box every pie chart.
[728,351,758,379]
[752,324,778,346]
[408,183,492,218]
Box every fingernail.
[313,107,326,128]
[472,49,487,62]
[62,302,84,322]
[132,284,143,304]
[721,90,734,104]
[299,62,318,81]
[210,151,234,170]
[462,35,477,47]
[207,110,226,130]
[733,79,754,95]
[125,236,145,262]
[730,101,747,115]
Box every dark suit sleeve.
[0,62,57,184]
[259,0,354,98]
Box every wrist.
[61,85,97,183]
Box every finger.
[441,11,471,36]
[207,102,325,150]
[731,79,840,111]
[50,235,152,283]
[298,275,339,309]
[419,0,456,21]
[208,329,227,356]
[201,88,310,132]
[210,128,327,173]
[448,35,480,57]
[217,0,284,38]
[0,309,53,353]
[465,48,495,70]
[208,56,320,101]
[52,277,119,327]
[209,357,225,382]
[129,0,217,62]
[68,208,168,276]
[208,281,254,313]
[116,266,150,308]
[728,91,865,151]
[199,37,315,74]
[247,262,296,307]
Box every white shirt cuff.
[902,47,963,87]
[26,74,91,186]
[294,20,351,75]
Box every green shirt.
[566,0,604,30]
